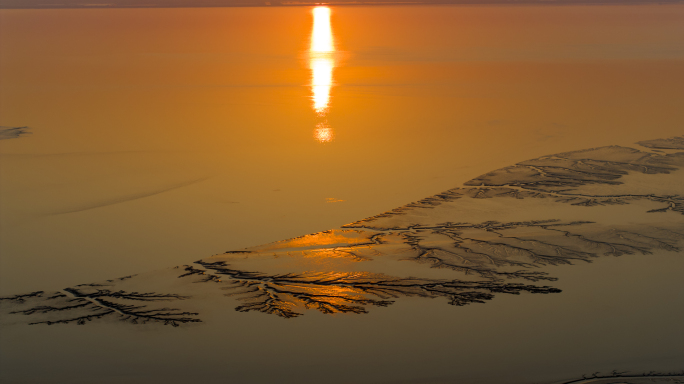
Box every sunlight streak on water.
[309,6,336,140]
[310,7,334,54]
[311,57,334,115]
[314,122,334,143]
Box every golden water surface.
[0,5,683,294]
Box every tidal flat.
[2,135,683,384]
[1,4,683,384]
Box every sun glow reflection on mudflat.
[311,57,334,114]
[314,122,334,143]
[309,6,335,118]
[311,7,334,53]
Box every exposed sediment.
[2,136,683,325]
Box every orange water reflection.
[254,230,371,251]
[314,122,333,142]
[309,6,335,142]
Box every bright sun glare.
[311,7,334,53]
[310,6,335,117]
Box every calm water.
[1,4,683,294]
[0,5,683,383]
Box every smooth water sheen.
[0,6,683,383]
[2,5,683,294]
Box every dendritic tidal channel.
[1,136,683,327]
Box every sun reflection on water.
[310,7,334,53]
[309,6,336,141]
[311,57,334,115]
[314,122,334,143]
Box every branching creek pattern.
[1,136,683,326]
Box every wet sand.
[1,136,683,383]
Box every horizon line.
[2,0,684,9]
